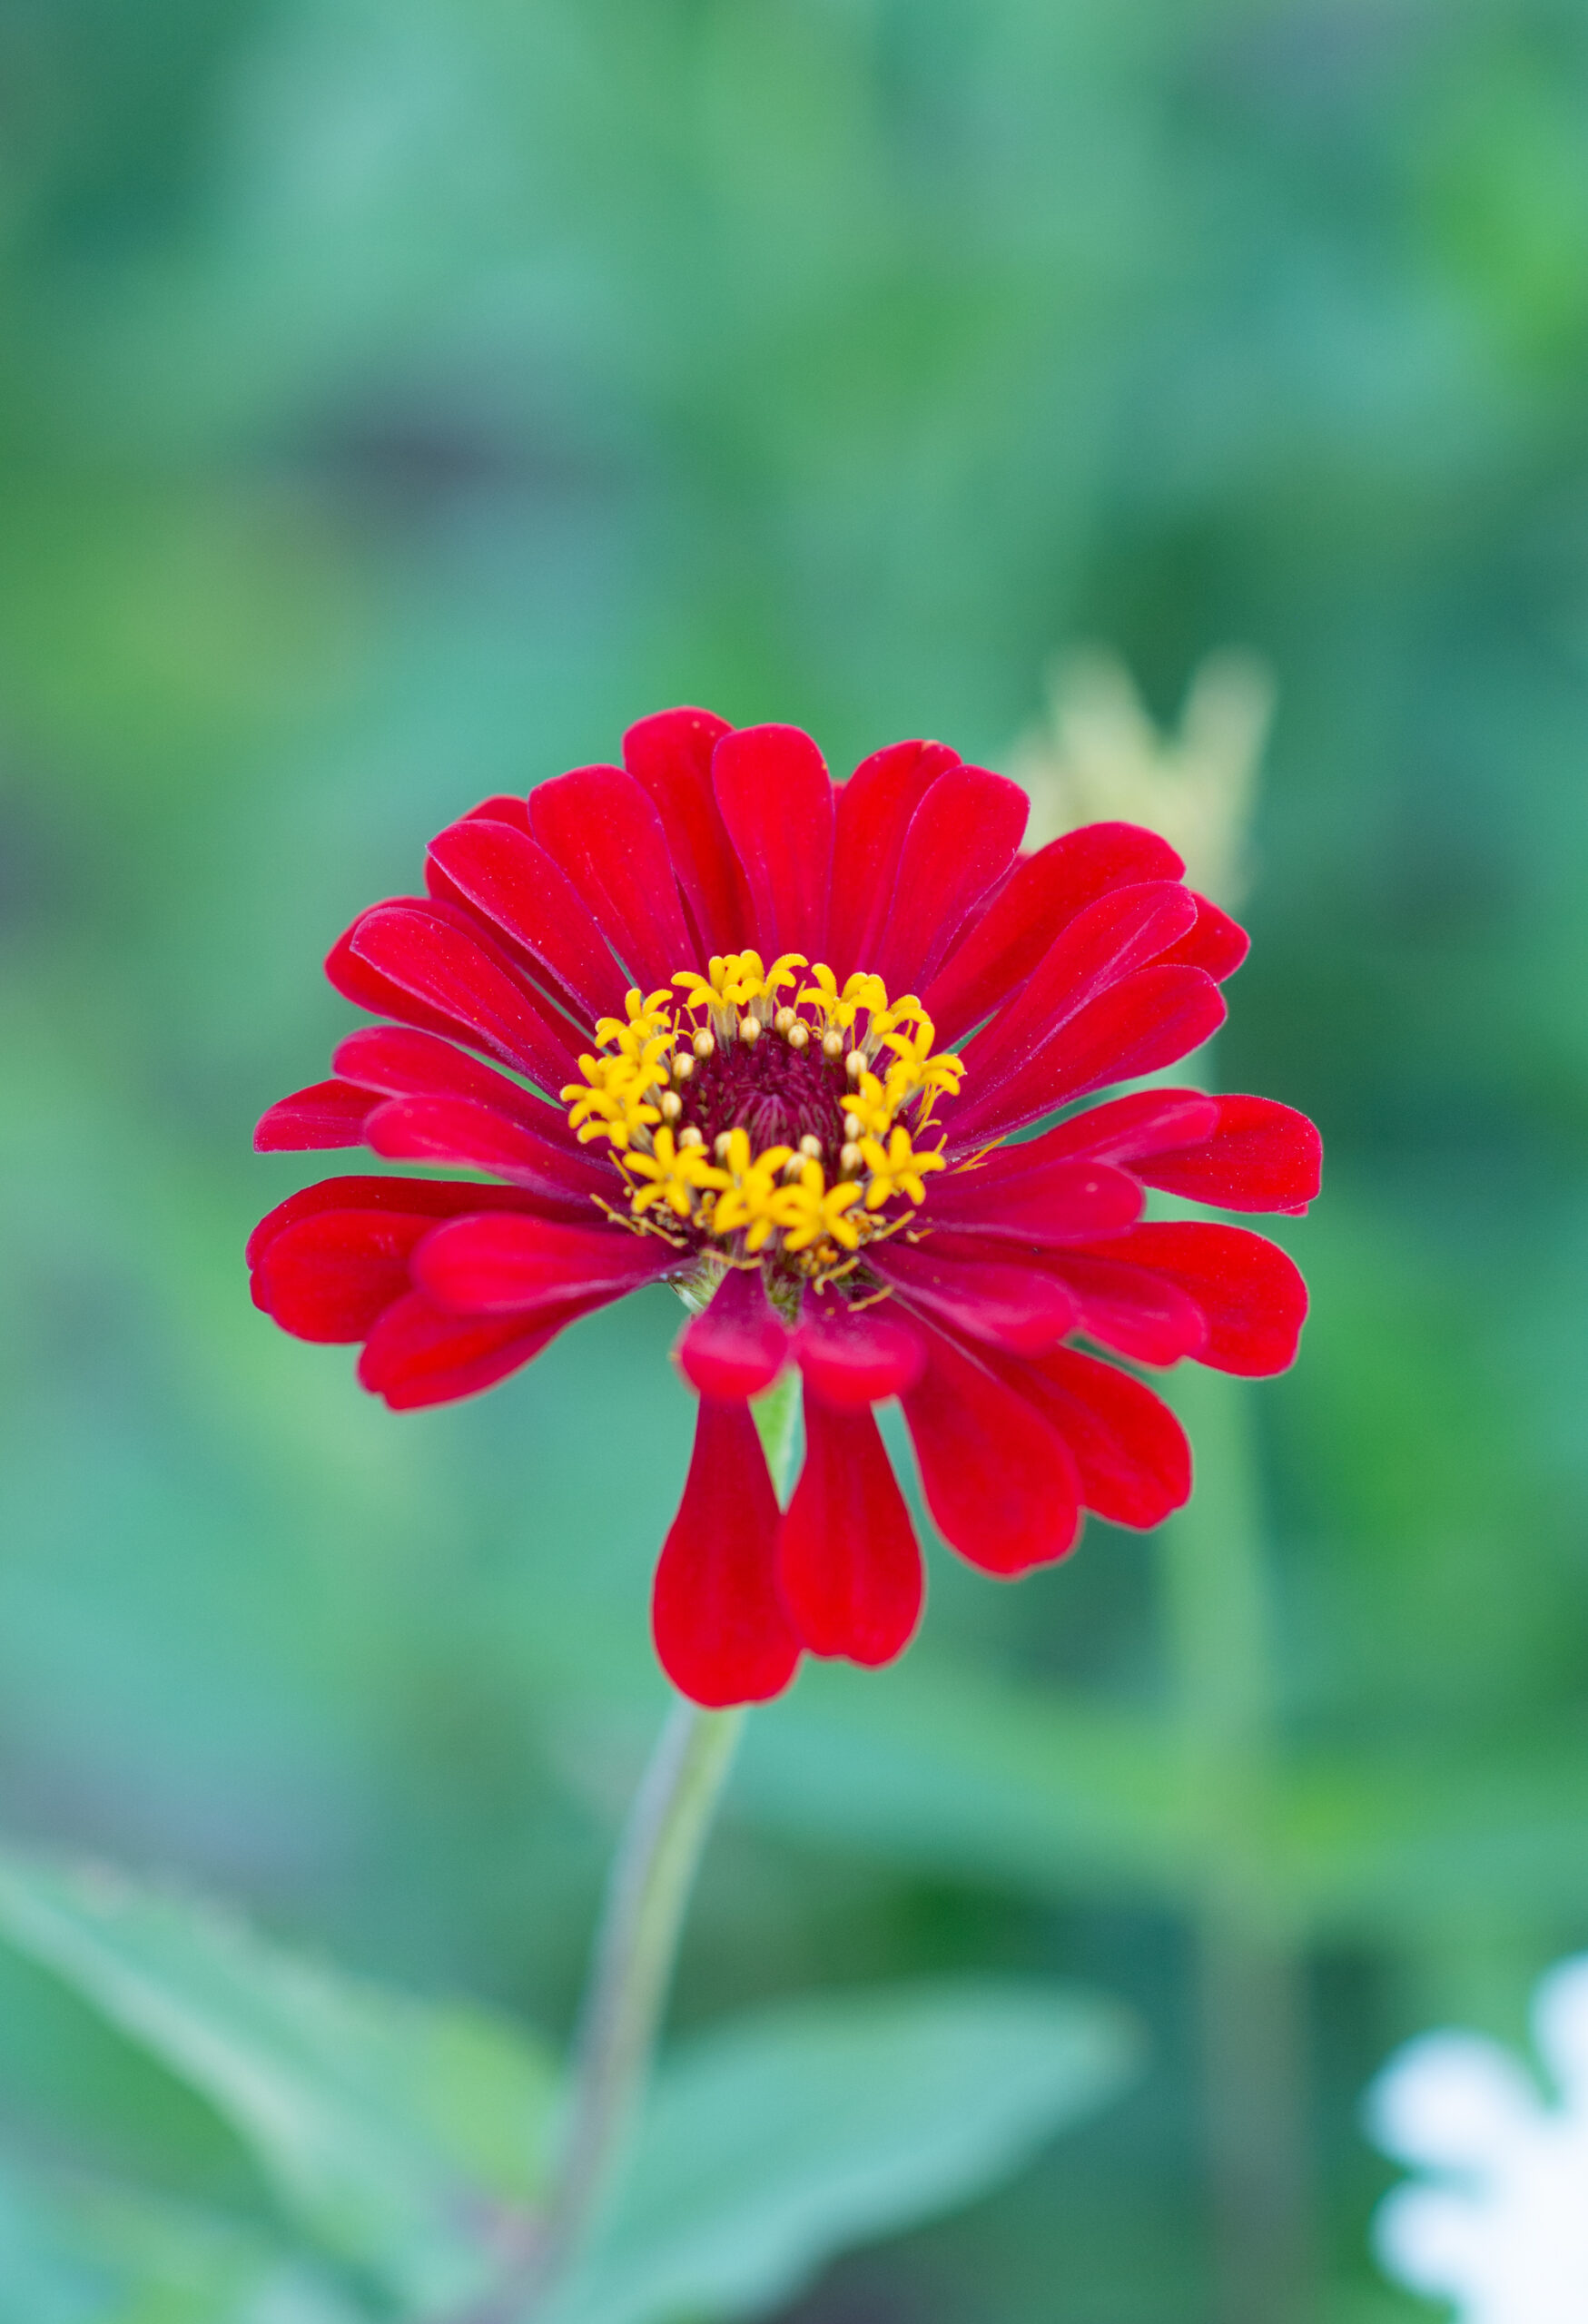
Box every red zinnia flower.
[251,711,1319,1707]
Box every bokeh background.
[5,2,1588,2318]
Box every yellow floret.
[859,1126,947,1209]
[623,1128,726,1219]
[770,1159,865,1253]
[710,1128,794,1252]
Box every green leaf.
[0,1849,558,2310]
[0,2160,367,2324]
[547,1980,1142,2324]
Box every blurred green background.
[5,1,1588,2318]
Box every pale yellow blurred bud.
[1011,645,1276,906]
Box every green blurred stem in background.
[1164,1353,1313,2324]
[486,1365,803,2322]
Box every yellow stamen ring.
[560,958,960,1269]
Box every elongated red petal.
[1028,1088,1219,1167]
[922,822,1187,1042]
[359,1290,578,1410]
[901,1329,1081,1574]
[871,1235,1080,1354]
[1158,891,1249,983]
[713,724,834,959]
[528,764,695,993]
[828,741,958,979]
[254,1079,378,1152]
[332,1025,552,1121]
[462,793,532,832]
[326,897,475,1048]
[869,765,1028,995]
[623,708,753,960]
[925,1155,1143,1244]
[414,1213,669,1316]
[428,816,628,1022]
[961,881,1198,1094]
[676,1267,792,1399]
[1042,1250,1208,1366]
[653,1400,801,1707]
[779,1395,922,1665]
[947,966,1227,1147]
[994,1345,1191,1529]
[254,1208,435,1341]
[248,1175,535,1271]
[1070,1221,1307,1375]
[364,1097,609,1210]
[1131,1094,1323,1216]
[793,1291,926,1406]
[341,902,581,1094]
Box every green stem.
[1161,1363,1314,2324]
[750,1361,802,1498]
[514,1701,745,2319]
[467,1374,797,2324]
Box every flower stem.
[510,1700,745,2317]
[1161,1363,1314,2324]
[475,1375,797,2323]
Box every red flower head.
[251,712,1320,1707]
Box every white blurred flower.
[1010,645,1276,905]
[1366,1954,1588,2321]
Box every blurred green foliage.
[4,0,1588,2317]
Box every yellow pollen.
[562,964,961,1273]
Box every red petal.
[871,1234,1080,1354]
[1131,1094,1323,1216]
[332,1025,552,1123]
[961,881,1198,1095]
[780,1394,922,1664]
[925,1156,1143,1244]
[947,966,1227,1147]
[1029,1088,1219,1167]
[997,1345,1191,1529]
[1157,892,1249,982]
[428,816,628,1023]
[326,898,473,1049]
[828,741,959,979]
[870,765,1030,996]
[713,724,835,959]
[1071,1221,1307,1376]
[248,1175,534,1271]
[462,793,532,832]
[623,708,754,960]
[900,1329,1080,1574]
[676,1267,792,1399]
[254,1079,378,1152]
[793,1290,926,1406]
[253,1207,434,1341]
[922,822,1188,1043]
[1042,1250,1208,1366]
[364,1097,610,1211]
[413,1213,669,1316]
[652,1400,802,1707]
[359,1290,577,1410]
[340,901,580,1093]
[528,763,695,994]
